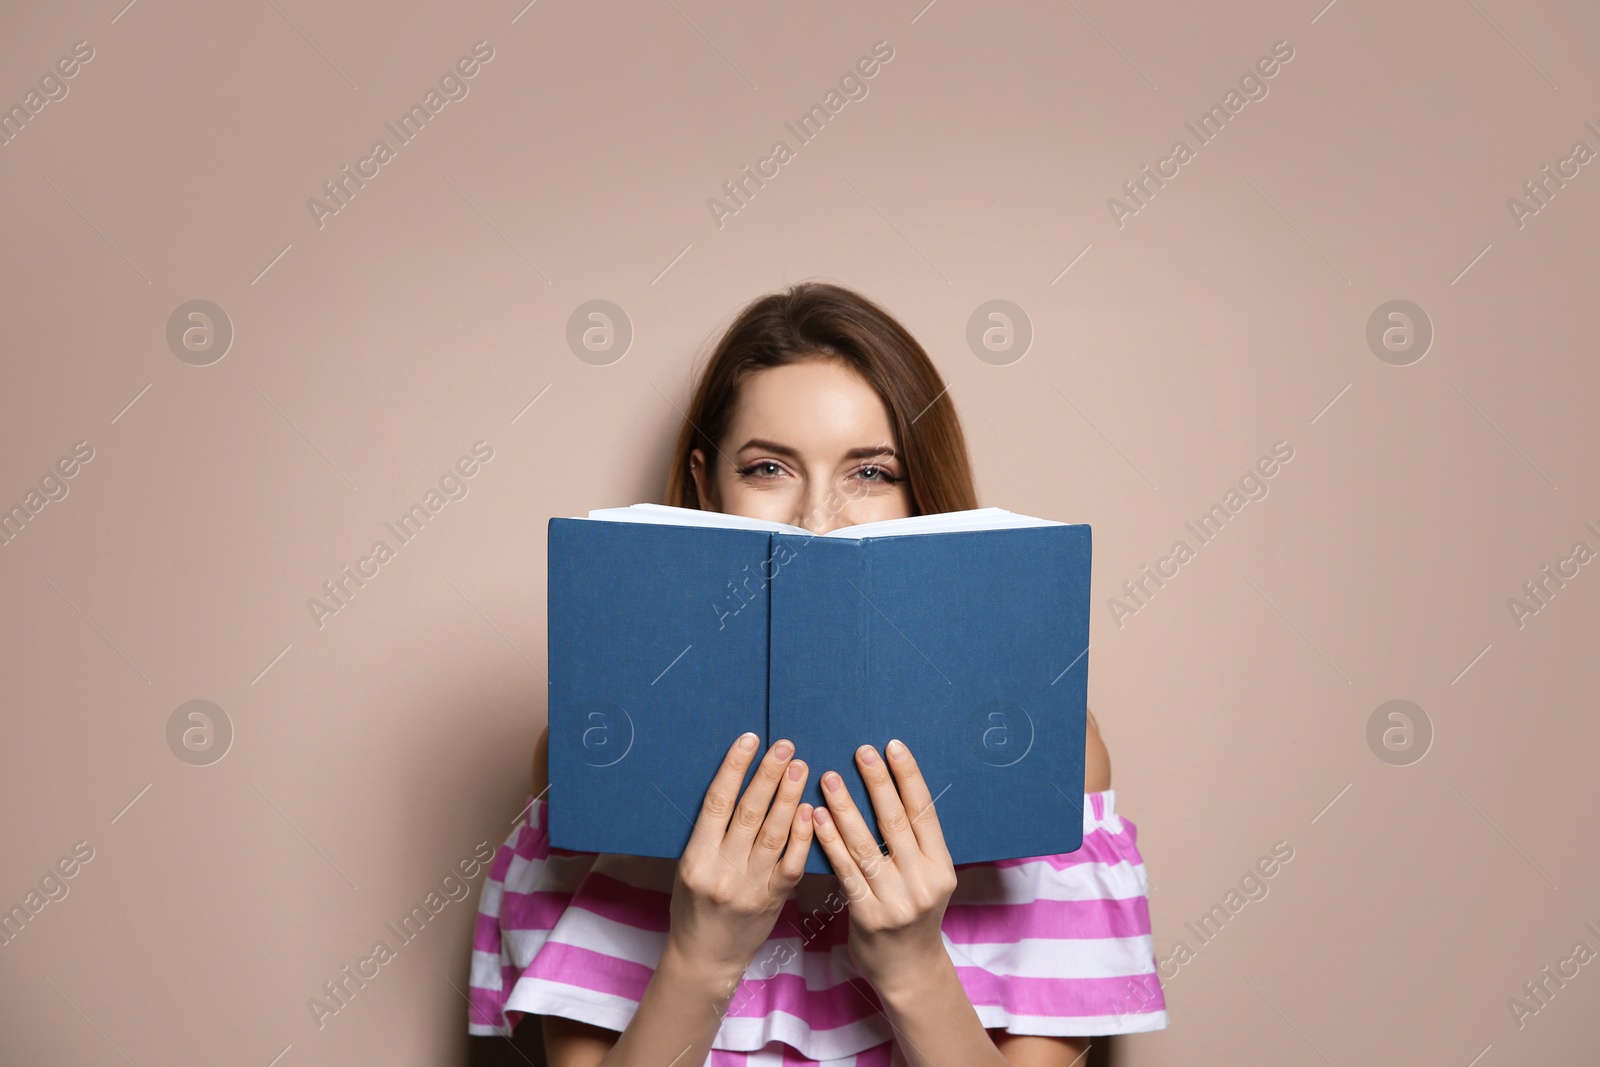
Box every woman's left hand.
[812,739,958,994]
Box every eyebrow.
[734,437,899,462]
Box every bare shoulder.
[532,723,550,798]
[542,1015,618,1067]
[1085,706,1111,793]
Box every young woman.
[468,283,1168,1065]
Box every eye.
[855,465,901,484]
[736,460,787,481]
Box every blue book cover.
[547,505,1091,875]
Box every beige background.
[2,0,1597,1063]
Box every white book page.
[576,503,806,534]
[574,503,1064,538]
[821,507,1063,539]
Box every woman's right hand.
[667,732,814,978]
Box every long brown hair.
[663,282,978,516]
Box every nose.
[792,482,842,535]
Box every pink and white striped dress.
[468,791,1168,1063]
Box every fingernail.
[887,739,906,761]
[773,739,794,760]
[738,732,757,752]
[824,772,842,792]
[858,744,878,766]
[799,804,812,824]
[814,807,830,826]
[787,760,805,781]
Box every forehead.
[727,359,897,448]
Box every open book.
[546,503,1092,873]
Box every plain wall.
[1,0,1596,1063]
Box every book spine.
[769,534,875,873]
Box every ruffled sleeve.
[467,794,602,1035]
[943,788,1169,1035]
